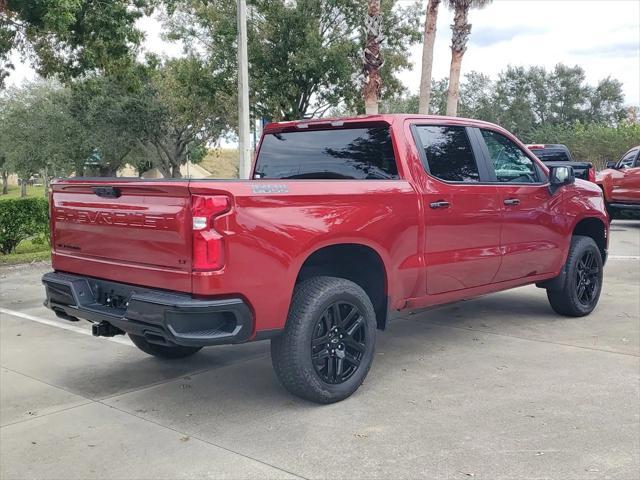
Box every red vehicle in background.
[597,146,640,216]
[42,115,609,403]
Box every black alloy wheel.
[311,301,366,384]
[575,250,600,306]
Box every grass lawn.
[200,148,239,178]
[0,184,47,201]
[0,239,51,265]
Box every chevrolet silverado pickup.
[526,143,596,182]
[42,115,609,403]
[597,145,640,217]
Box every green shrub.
[0,198,49,254]
[524,122,640,170]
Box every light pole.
[237,0,252,179]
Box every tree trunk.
[42,167,49,197]
[20,179,27,197]
[1,171,8,195]
[446,5,471,116]
[418,0,440,114]
[446,49,464,116]
[363,0,383,115]
[171,164,183,178]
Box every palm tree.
[445,0,491,116]
[363,0,383,114]
[418,0,441,114]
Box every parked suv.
[42,115,609,403]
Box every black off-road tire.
[271,276,377,404]
[129,334,202,359]
[546,235,603,317]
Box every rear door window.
[413,126,480,182]
[254,127,398,179]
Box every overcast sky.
[398,0,640,106]
[6,0,640,106]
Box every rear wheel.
[129,334,202,359]
[546,235,603,317]
[271,276,376,404]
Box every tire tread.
[271,276,375,404]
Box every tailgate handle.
[92,186,121,198]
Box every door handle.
[429,200,451,209]
[503,198,520,206]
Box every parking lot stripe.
[0,307,132,346]
[608,255,640,260]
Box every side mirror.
[605,160,617,169]
[549,165,575,194]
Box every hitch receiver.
[92,321,125,337]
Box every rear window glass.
[530,149,570,162]
[254,127,398,180]
[414,125,480,182]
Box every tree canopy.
[166,0,422,121]
[1,0,151,85]
[0,80,81,180]
[384,63,627,136]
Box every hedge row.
[0,198,49,254]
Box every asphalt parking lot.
[1,220,638,480]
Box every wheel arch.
[295,243,390,330]
[573,217,608,263]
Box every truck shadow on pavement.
[44,286,614,410]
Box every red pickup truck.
[597,146,640,216]
[43,115,609,403]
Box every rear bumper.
[42,272,253,347]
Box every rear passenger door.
[412,125,502,295]
[475,128,565,282]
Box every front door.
[412,124,502,295]
[475,128,565,282]
[613,148,640,203]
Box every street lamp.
[237,0,251,179]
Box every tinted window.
[619,150,638,168]
[254,127,398,180]
[481,130,539,183]
[414,126,480,182]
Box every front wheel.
[546,235,603,317]
[271,276,377,404]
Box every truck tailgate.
[51,179,193,292]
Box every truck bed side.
[50,178,421,334]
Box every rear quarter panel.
[190,180,421,332]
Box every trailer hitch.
[92,321,125,337]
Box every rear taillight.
[588,167,596,183]
[191,195,230,271]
